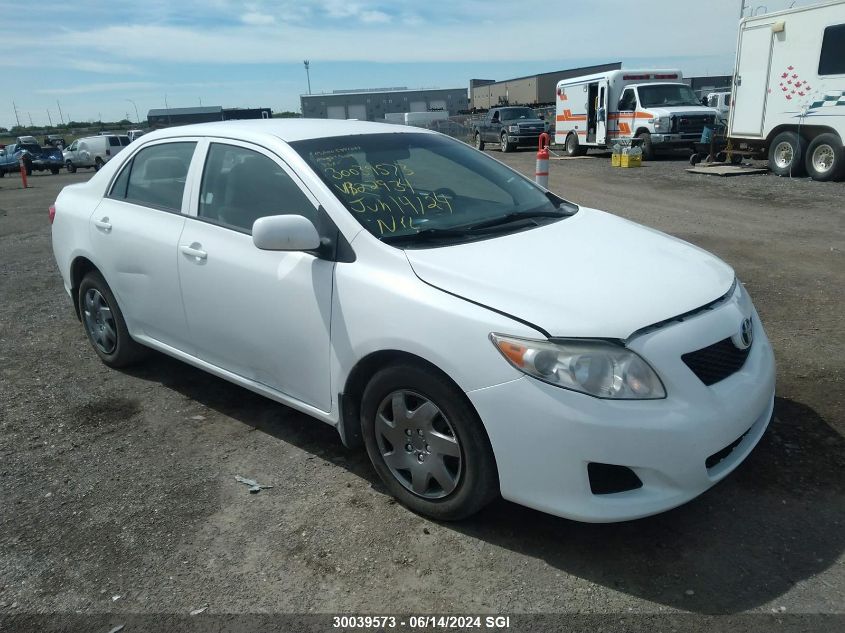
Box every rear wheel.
[361,364,498,521]
[66,161,76,174]
[565,132,586,157]
[78,271,148,368]
[474,132,485,151]
[805,133,844,182]
[768,131,806,177]
[50,167,60,175]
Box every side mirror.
[252,214,321,251]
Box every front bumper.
[505,133,545,146]
[467,290,776,522]
[651,133,702,145]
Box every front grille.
[671,115,714,135]
[682,337,750,386]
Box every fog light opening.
[588,462,643,495]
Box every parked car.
[63,135,130,172]
[50,120,776,522]
[43,134,67,150]
[0,141,63,176]
[472,107,548,152]
[127,129,145,142]
[706,91,732,126]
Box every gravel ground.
[0,151,843,632]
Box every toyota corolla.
[50,120,776,522]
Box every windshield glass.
[500,108,537,121]
[637,84,701,107]
[291,133,572,244]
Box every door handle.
[94,217,112,232]
[180,243,208,261]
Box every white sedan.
[50,120,776,522]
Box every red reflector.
[623,74,650,80]
[653,74,679,79]
[49,205,56,225]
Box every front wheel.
[768,131,806,177]
[636,131,654,160]
[474,132,485,151]
[805,133,844,182]
[361,364,499,521]
[66,161,76,174]
[51,167,60,175]
[500,133,513,153]
[78,271,148,368]
[565,132,586,157]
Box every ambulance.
[554,69,719,159]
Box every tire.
[361,364,499,521]
[730,153,743,166]
[0,168,4,178]
[77,271,148,368]
[689,153,701,166]
[23,158,33,177]
[768,131,806,177]
[805,133,844,182]
[51,167,60,175]
[636,131,654,160]
[474,132,485,151]
[94,157,104,171]
[565,132,586,157]
[66,161,76,174]
[500,133,512,153]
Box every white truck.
[554,69,719,159]
[728,0,845,180]
[706,91,733,125]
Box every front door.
[177,140,335,412]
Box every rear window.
[108,137,121,146]
[109,142,196,212]
[819,24,845,75]
[119,136,130,146]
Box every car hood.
[647,106,719,117]
[404,208,734,340]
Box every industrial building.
[147,106,272,128]
[300,87,469,121]
[469,63,622,110]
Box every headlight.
[652,116,670,131]
[490,334,666,399]
[508,125,519,133]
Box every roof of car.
[142,118,432,144]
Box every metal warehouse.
[469,62,622,110]
[147,106,272,128]
[300,87,469,121]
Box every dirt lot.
[1,152,843,632]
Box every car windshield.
[637,84,701,107]
[291,133,574,245]
[500,108,537,121]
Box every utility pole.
[56,100,65,125]
[28,112,33,127]
[303,60,312,95]
[125,99,140,124]
[12,101,21,128]
[47,110,53,127]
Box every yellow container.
[611,153,621,167]
[620,154,641,168]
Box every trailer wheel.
[768,131,806,177]
[805,133,844,182]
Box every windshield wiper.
[381,227,474,244]
[464,208,569,231]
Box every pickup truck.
[472,106,548,152]
[0,142,64,176]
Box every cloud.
[36,81,160,96]
[65,60,142,74]
[242,12,275,26]
[360,10,391,23]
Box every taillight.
[49,204,56,225]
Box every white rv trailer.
[554,69,719,159]
[729,0,845,180]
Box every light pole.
[126,99,140,124]
[303,60,312,95]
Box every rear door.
[90,139,200,352]
[176,140,335,411]
[730,25,774,136]
[596,80,609,145]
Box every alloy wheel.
[374,390,462,499]
[811,144,835,175]
[774,141,795,170]
[82,288,117,354]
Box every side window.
[68,141,77,151]
[198,143,316,233]
[819,24,845,75]
[618,88,637,111]
[114,142,196,211]
[108,137,121,147]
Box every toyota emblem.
[732,317,754,350]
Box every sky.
[0,0,810,128]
